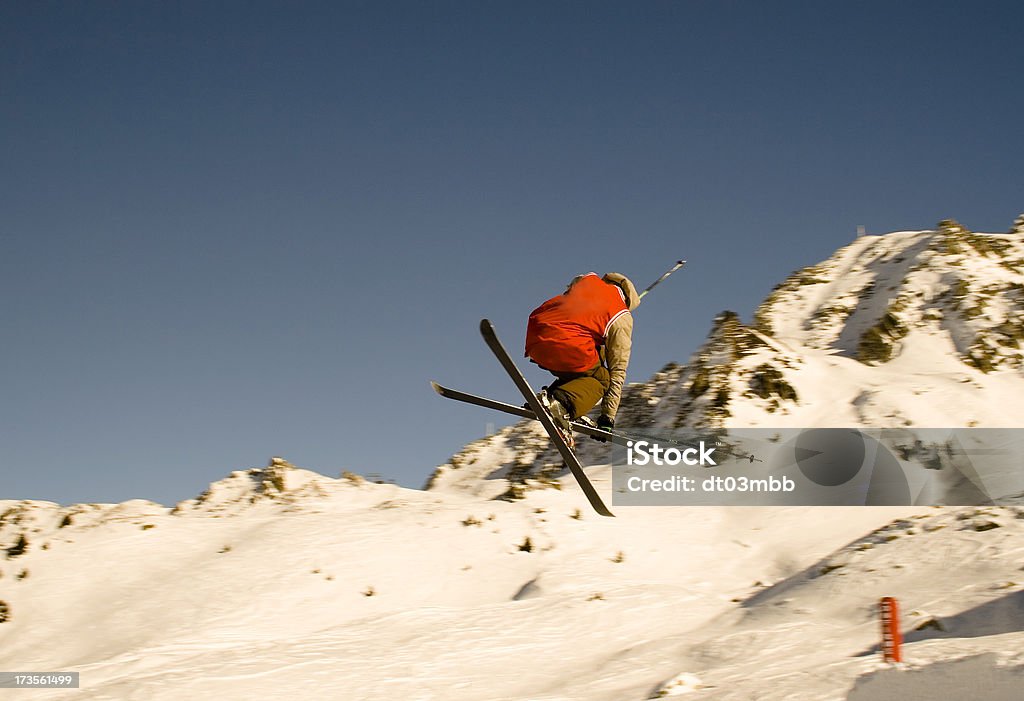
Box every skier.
[525,272,640,436]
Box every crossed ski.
[475,319,615,516]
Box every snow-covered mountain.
[428,220,1024,497]
[3,219,1024,700]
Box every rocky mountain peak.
[429,215,1024,498]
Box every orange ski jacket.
[525,273,630,374]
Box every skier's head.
[602,272,640,311]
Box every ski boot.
[538,388,575,449]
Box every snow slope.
[1,460,1021,700]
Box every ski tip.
[479,318,493,334]
[429,380,443,394]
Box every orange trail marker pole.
[879,596,902,663]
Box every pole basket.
[879,596,902,663]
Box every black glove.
[592,415,614,442]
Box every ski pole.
[638,259,686,300]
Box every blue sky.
[2,1,1022,505]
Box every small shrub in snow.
[6,535,27,559]
[611,551,625,564]
[938,218,967,236]
[964,343,998,373]
[518,536,534,553]
[0,600,9,623]
[710,387,730,414]
[688,369,710,397]
[935,219,968,255]
[501,483,526,501]
[915,617,946,632]
[857,302,909,364]
[461,515,482,527]
[363,586,376,597]
[748,364,798,403]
